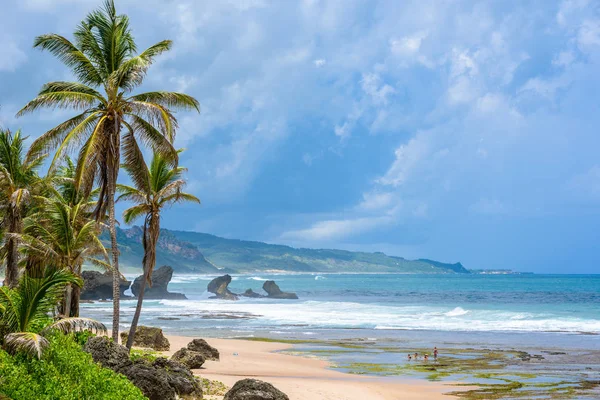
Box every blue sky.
[1,0,600,273]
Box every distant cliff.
[102,227,469,274]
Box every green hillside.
[102,227,469,274]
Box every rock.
[187,338,220,361]
[81,271,131,300]
[84,336,132,371]
[153,357,203,399]
[131,265,187,300]
[262,281,298,300]
[224,379,289,400]
[84,336,202,400]
[207,274,239,300]
[120,326,170,351]
[241,289,264,298]
[171,348,206,369]
[120,359,176,400]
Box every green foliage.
[201,378,228,396]
[129,348,160,363]
[0,334,146,400]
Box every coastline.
[160,335,459,400]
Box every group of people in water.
[407,347,438,361]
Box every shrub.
[0,334,146,400]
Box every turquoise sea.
[82,273,600,349]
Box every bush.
[0,334,147,400]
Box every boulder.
[241,289,264,298]
[81,271,131,300]
[171,348,206,369]
[187,338,220,361]
[120,326,170,351]
[207,274,238,300]
[224,379,289,400]
[84,336,202,400]
[262,281,298,300]
[131,265,187,300]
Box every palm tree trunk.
[71,284,81,317]
[64,284,73,317]
[4,214,21,288]
[109,178,120,342]
[126,212,159,351]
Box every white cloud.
[360,73,396,106]
[378,132,432,187]
[280,215,394,242]
[314,59,326,67]
[390,31,428,57]
[357,192,395,211]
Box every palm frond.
[43,317,107,335]
[4,332,49,359]
[128,91,199,112]
[17,91,102,116]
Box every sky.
[1,0,599,273]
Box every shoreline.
[160,334,461,400]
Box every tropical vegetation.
[0,0,201,398]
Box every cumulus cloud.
[0,36,27,72]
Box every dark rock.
[171,348,206,369]
[224,379,289,400]
[241,289,264,298]
[187,338,220,361]
[84,336,202,400]
[120,359,176,400]
[153,357,202,399]
[81,271,131,300]
[262,281,298,300]
[131,265,187,300]
[84,336,132,371]
[207,274,238,300]
[120,326,170,351]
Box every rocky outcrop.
[81,271,131,300]
[171,348,205,369]
[187,339,220,361]
[262,281,298,300]
[207,275,238,300]
[84,336,202,400]
[120,326,170,351]
[131,265,187,300]
[241,288,264,298]
[224,379,289,400]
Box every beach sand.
[161,335,458,400]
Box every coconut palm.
[0,267,106,359]
[0,129,46,288]
[117,151,199,350]
[17,0,199,341]
[18,185,109,317]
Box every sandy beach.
[161,335,458,400]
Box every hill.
[103,227,469,274]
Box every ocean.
[81,273,600,348]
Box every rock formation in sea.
[120,326,170,351]
[80,271,131,300]
[262,280,298,299]
[207,274,239,300]
[224,379,289,400]
[131,265,187,300]
[241,288,264,298]
[84,336,202,400]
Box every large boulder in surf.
[262,281,298,300]
[187,338,220,361]
[81,271,131,300]
[224,379,289,400]
[207,274,239,300]
[241,288,264,298]
[84,336,202,400]
[120,326,170,351]
[131,265,187,300]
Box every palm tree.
[17,0,199,341]
[0,129,46,288]
[0,267,106,359]
[117,151,199,350]
[18,183,110,317]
